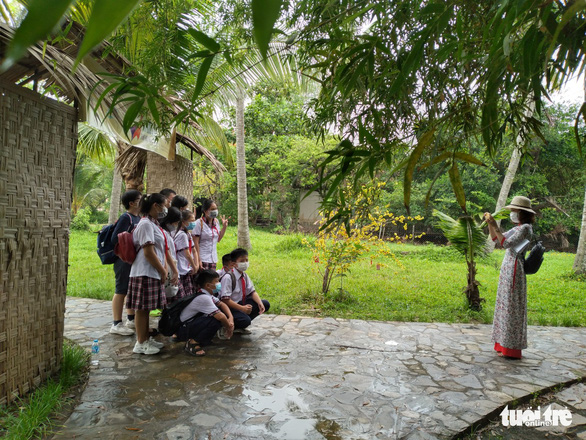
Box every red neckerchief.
[202,217,219,239]
[146,216,168,252]
[240,272,246,304]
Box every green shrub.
[89,210,109,225]
[71,208,91,231]
[274,233,315,252]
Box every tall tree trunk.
[236,87,252,249]
[487,100,535,252]
[574,187,586,274]
[573,80,586,274]
[117,143,146,191]
[486,146,522,251]
[108,151,124,224]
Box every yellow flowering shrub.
[304,181,424,294]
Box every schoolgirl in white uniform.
[192,199,228,271]
[159,207,182,300]
[126,193,178,355]
[173,210,199,297]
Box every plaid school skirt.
[178,274,193,298]
[126,276,166,311]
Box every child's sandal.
[185,341,205,357]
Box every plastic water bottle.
[91,339,99,366]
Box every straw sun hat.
[505,196,535,214]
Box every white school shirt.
[219,270,255,303]
[173,229,193,276]
[192,218,219,264]
[163,229,176,272]
[180,290,221,322]
[130,217,167,280]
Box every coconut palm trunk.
[574,187,586,274]
[573,79,586,274]
[236,87,252,249]
[108,151,124,224]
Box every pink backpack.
[115,231,137,264]
[115,222,168,265]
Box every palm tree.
[573,78,586,275]
[574,190,586,274]
[235,86,252,249]
[433,210,488,311]
[76,122,124,223]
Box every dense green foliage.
[194,78,338,226]
[71,153,113,225]
[288,0,586,213]
[68,228,585,326]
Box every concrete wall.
[298,191,322,231]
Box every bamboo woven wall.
[0,81,77,405]
[146,152,193,210]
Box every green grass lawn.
[68,226,585,326]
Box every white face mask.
[158,206,168,219]
[208,210,219,219]
[510,211,520,224]
[237,262,249,272]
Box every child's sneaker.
[133,340,160,355]
[149,337,164,349]
[110,322,134,336]
[216,328,229,340]
[234,327,252,334]
[125,318,135,329]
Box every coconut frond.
[183,115,234,169]
[433,210,488,260]
[0,0,14,26]
[77,122,115,161]
[175,132,226,174]
[197,44,317,107]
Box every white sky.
[551,74,585,105]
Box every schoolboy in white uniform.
[178,270,234,356]
[218,248,270,334]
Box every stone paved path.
[56,297,586,440]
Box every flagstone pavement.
[54,297,586,440]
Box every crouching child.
[177,270,234,356]
[219,248,270,335]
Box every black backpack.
[96,213,134,265]
[158,292,202,336]
[523,241,545,275]
[96,223,118,264]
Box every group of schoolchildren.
[109,188,270,357]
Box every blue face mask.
[187,221,196,230]
[213,282,221,294]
